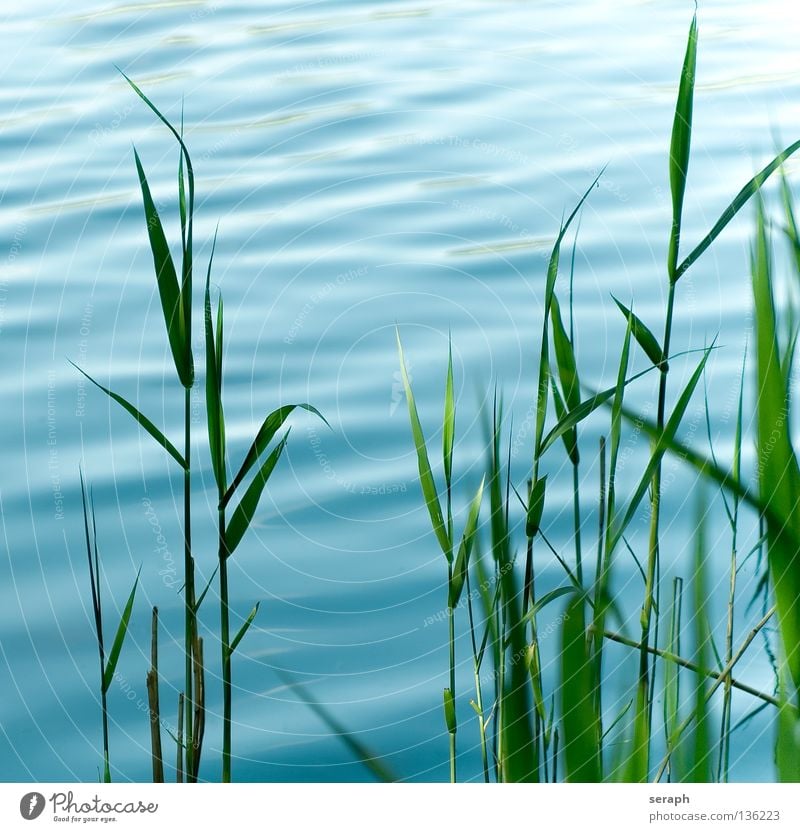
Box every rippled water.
[2,0,800,782]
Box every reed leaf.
[667,14,697,280]
[102,570,141,694]
[228,603,260,655]
[396,330,451,560]
[132,149,192,388]
[560,594,601,782]
[221,404,327,509]
[449,476,485,608]
[225,432,290,556]
[70,362,186,469]
[612,296,666,368]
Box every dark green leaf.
[449,476,485,608]
[102,570,140,694]
[225,432,290,556]
[70,362,186,469]
[526,475,547,537]
[667,14,698,280]
[221,404,327,509]
[612,296,666,368]
[675,137,800,281]
[133,148,192,388]
[396,330,451,560]
[228,602,260,654]
[204,230,226,493]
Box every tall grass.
[74,79,324,782]
[399,13,800,783]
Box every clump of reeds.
[398,12,800,783]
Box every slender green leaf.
[667,14,698,280]
[228,603,260,654]
[275,669,397,783]
[550,372,579,465]
[675,137,800,281]
[751,199,800,691]
[70,362,186,469]
[443,338,455,491]
[535,171,605,462]
[612,296,666,368]
[449,476,485,607]
[551,294,581,411]
[193,564,219,615]
[396,330,451,560]
[225,432,290,556]
[526,475,547,537]
[102,570,140,694]
[132,148,192,388]
[607,344,713,553]
[520,585,576,628]
[221,404,327,509]
[204,230,226,492]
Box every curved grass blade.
[396,329,451,559]
[612,296,666,368]
[607,343,713,553]
[132,148,192,388]
[519,585,575,628]
[225,431,290,556]
[119,70,195,385]
[70,362,186,469]
[275,669,397,783]
[751,200,800,692]
[228,602,259,655]
[193,564,219,615]
[221,404,327,509]
[449,476,485,608]
[535,171,605,462]
[551,295,580,411]
[526,475,547,537]
[667,14,698,280]
[204,230,226,492]
[550,371,579,465]
[675,137,800,281]
[102,569,141,694]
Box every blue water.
[1,0,799,782]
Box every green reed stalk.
[80,472,139,783]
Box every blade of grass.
[102,569,141,694]
[70,363,186,469]
[225,431,290,556]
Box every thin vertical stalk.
[176,692,184,784]
[220,505,232,782]
[464,569,490,782]
[572,462,583,585]
[183,386,196,781]
[146,606,164,783]
[632,280,676,778]
[446,562,457,783]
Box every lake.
[1,0,799,782]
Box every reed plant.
[73,77,324,782]
[398,12,800,783]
